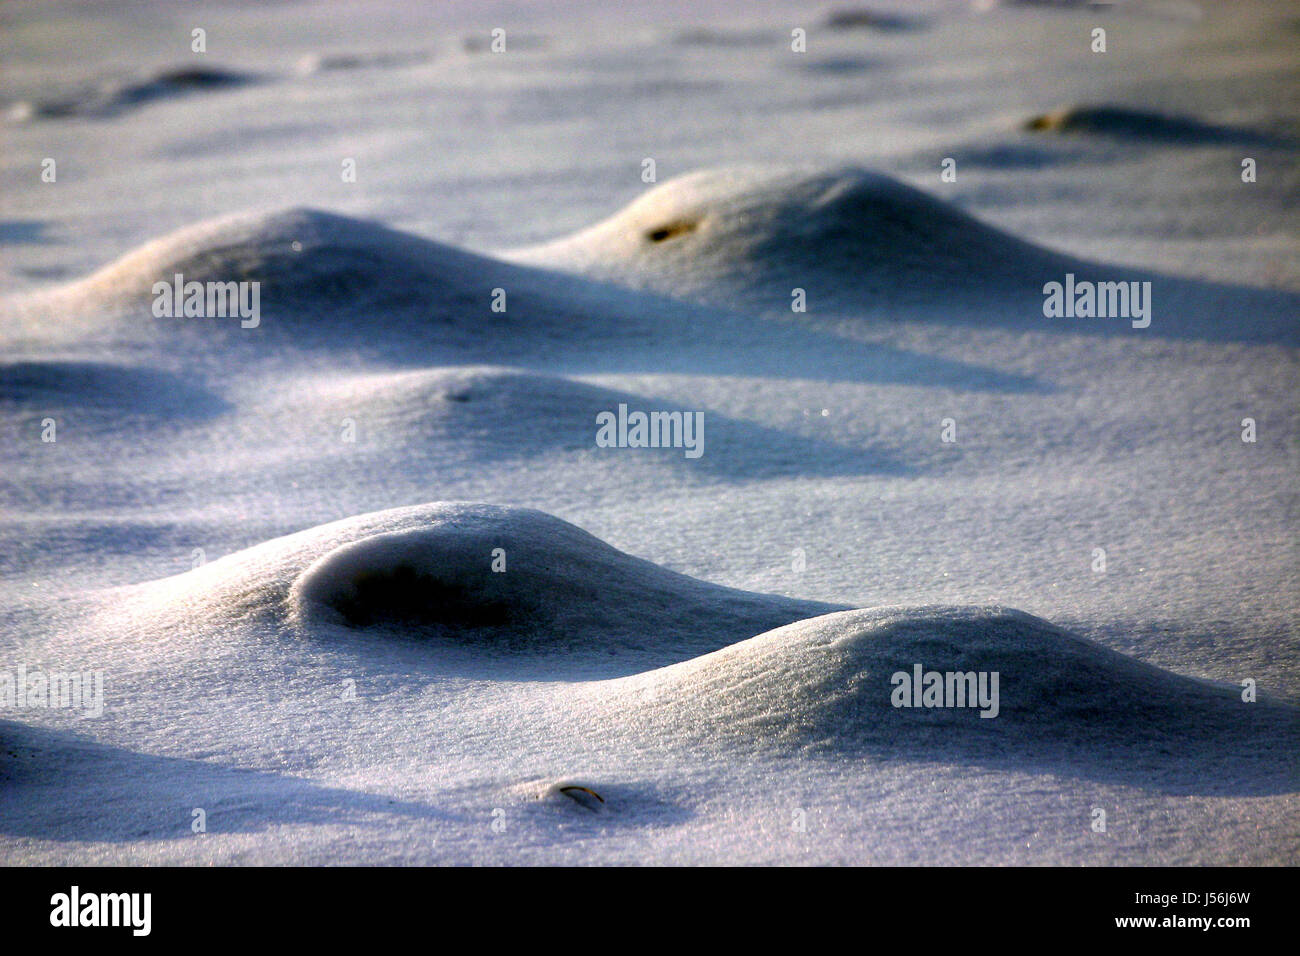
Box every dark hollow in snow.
[288,503,838,657]
[645,219,700,242]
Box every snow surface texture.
[1,0,1297,864]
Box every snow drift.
[5,208,675,359]
[105,502,837,663]
[580,606,1300,790]
[509,166,1069,312]
[5,65,255,122]
[1024,104,1285,146]
[510,165,1300,341]
[295,365,905,476]
[288,504,836,654]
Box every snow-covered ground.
[1,0,1297,864]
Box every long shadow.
[547,309,1053,394]
[192,276,1056,394]
[861,259,1300,346]
[0,360,232,420]
[298,594,848,685]
[0,519,196,580]
[0,220,54,245]
[0,720,451,843]
[852,696,1300,797]
[942,141,1095,170]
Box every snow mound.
[509,165,1299,342]
[822,8,919,32]
[5,66,254,122]
[288,504,834,651]
[586,606,1298,787]
[302,366,655,463]
[1024,104,1280,145]
[108,503,835,663]
[297,365,901,476]
[13,208,664,357]
[509,166,1065,312]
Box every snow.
[509,165,1069,309]
[0,0,1296,865]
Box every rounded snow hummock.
[287,503,833,652]
[509,165,1066,312]
[291,364,897,477]
[106,502,835,664]
[586,606,1298,789]
[1023,104,1283,146]
[9,208,662,356]
[63,207,513,322]
[4,65,255,122]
